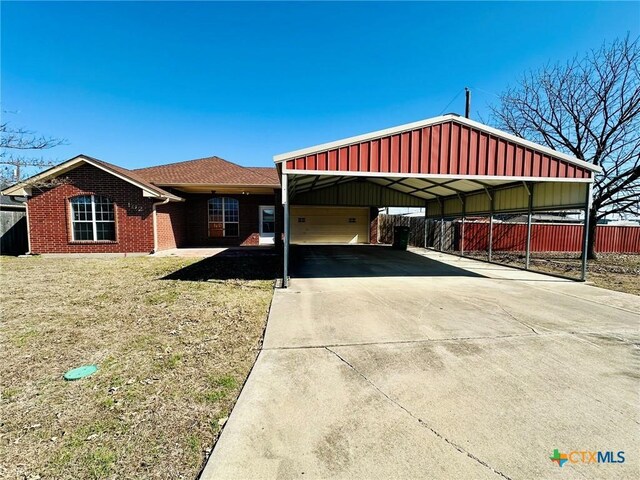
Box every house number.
[127,202,144,212]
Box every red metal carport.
[274,114,601,287]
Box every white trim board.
[281,168,595,183]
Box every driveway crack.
[324,346,513,480]
[497,305,540,335]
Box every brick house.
[1,154,285,254]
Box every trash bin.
[392,226,410,250]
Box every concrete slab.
[151,247,228,258]
[203,348,498,480]
[202,246,640,480]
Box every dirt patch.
[464,250,640,295]
[0,255,274,479]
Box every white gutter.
[152,198,171,253]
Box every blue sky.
[2,1,639,170]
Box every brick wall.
[156,201,187,251]
[27,163,155,254]
[183,193,281,246]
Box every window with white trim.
[70,195,116,241]
[208,197,239,237]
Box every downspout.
[152,197,171,254]
[10,196,31,254]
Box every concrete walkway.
[202,246,640,480]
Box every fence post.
[488,193,494,262]
[581,183,593,281]
[423,202,428,249]
[460,196,466,257]
[525,183,533,270]
[440,201,445,252]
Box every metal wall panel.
[425,182,589,217]
[494,184,529,212]
[596,226,640,252]
[443,197,464,216]
[427,202,441,217]
[465,192,491,214]
[285,120,593,179]
[533,182,587,210]
[292,180,424,207]
[460,223,640,253]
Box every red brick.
[28,164,155,254]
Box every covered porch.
[154,187,282,250]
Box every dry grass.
[463,250,640,295]
[0,255,274,479]
[578,253,640,295]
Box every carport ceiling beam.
[398,180,464,196]
[461,179,494,200]
[369,178,441,199]
[415,178,469,195]
[294,175,354,193]
[380,177,410,188]
[381,177,467,196]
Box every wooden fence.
[1,210,28,255]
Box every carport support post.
[282,174,290,288]
[580,183,593,281]
[525,183,533,270]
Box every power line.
[438,88,465,115]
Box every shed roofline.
[273,114,602,173]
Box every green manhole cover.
[64,365,98,381]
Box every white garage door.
[290,206,370,244]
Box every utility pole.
[464,87,471,119]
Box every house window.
[208,197,239,237]
[70,195,116,241]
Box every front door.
[259,206,275,244]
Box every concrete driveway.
[202,246,639,480]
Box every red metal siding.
[284,120,593,179]
[460,223,640,253]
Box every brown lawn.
[0,255,275,479]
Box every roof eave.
[1,155,184,201]
[152,182,280,188]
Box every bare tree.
[490,36,640,259]
[0,121,66,189]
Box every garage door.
[290,206,370,244]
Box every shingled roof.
[134,156,280,186]
[1,154,184,201]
